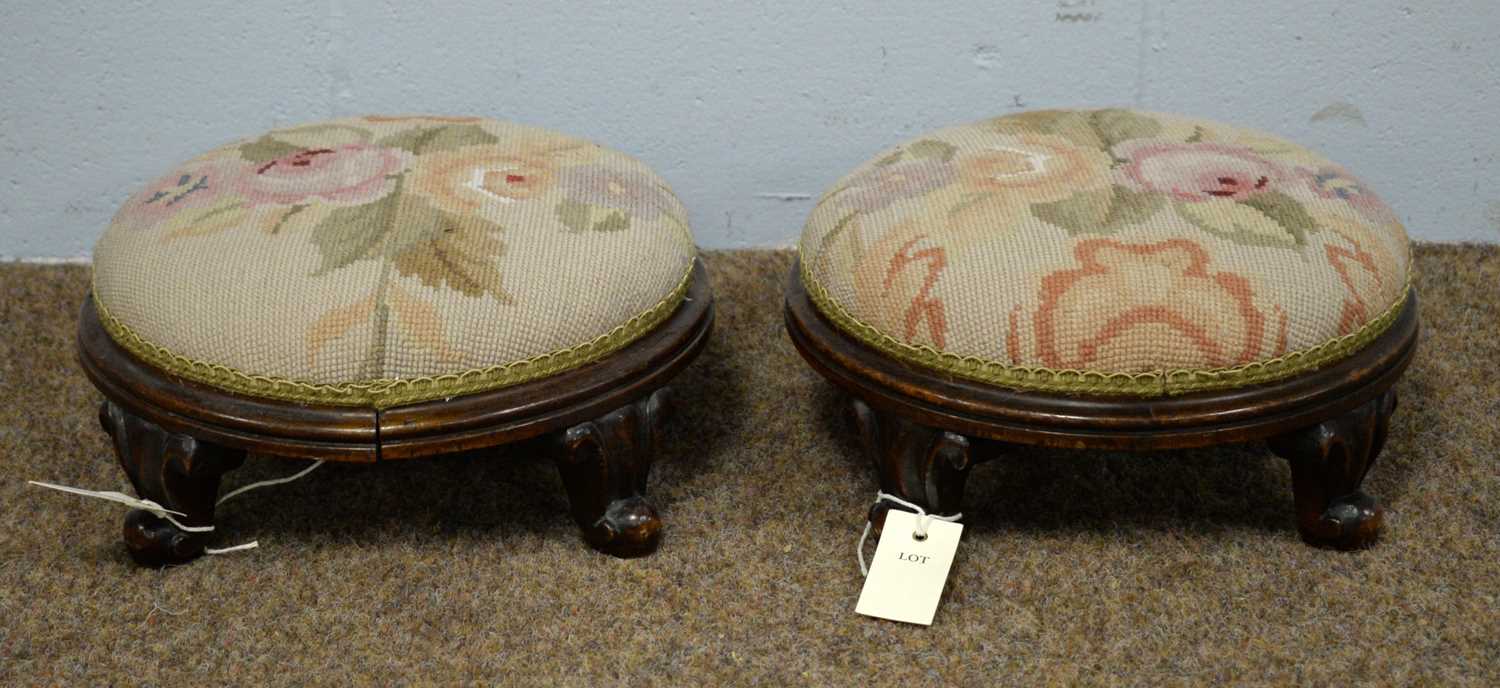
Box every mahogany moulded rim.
[784,259,1418,451]
[78,259,715,462]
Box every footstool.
[785,109,1416,550]
[81,115,712,565]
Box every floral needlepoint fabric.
[798,109,1410,396]
[92,115,698,408]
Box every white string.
[204,542,260,555]
[28,459,325,556]
[857,491,962,577]
[25,482,213,533]
[217,460,324,505]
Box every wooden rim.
[79,259,714,462]
[784,260,1418,450]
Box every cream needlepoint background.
[799,109,1410,396]
[91,116,698,408]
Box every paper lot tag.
[855,510,962,625]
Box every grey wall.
[2,0,1496,260]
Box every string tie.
[857,491,962,576]
[29,459,325,556]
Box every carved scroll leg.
[1268,390,1397,551]
[551,389,668,558]
[847,397,973,535]
[99,401,245,566]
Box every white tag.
[855,510,963,625]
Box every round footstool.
[786,109,1415,550]
[82,115,712,564]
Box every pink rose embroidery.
[1115,141,1285,202]
[117,159,250,228]
[243,144,409,206]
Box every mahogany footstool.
[81,115,712,565]
[786,109,1416,550]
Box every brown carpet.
[1,247,1496,686]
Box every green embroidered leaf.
[1238,191,1318,245]
[1089,109,1163,148]
[1101,185,1165,228]
[591,210,631,232]
[308,189,448,273]
[391,219,511,301]
[816,211,859,255]
[266,204,309,235]
[1176,198,1302,249]
[996,109,1165,152]
[997,110,1075,131]
[1031,188,1112,234]
[555,199,593,232]
[378,124,499,155]
[239,136,302,164]
[377,127,440,155]
[308,192,403,275]
[874,150,905,167]
[381,199,454,258]
[1185,126,1208,143]
[997,110,1104,149]
[906,139,957,162]
[1031,185,1164,235]
[272,124,373,148]
[160,198,249,240]
[186,199,246,226]
[555,200,632,233]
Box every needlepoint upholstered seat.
[785,109,1415,550]
[81,115,713,565]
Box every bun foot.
[122,509,208,567]
[552,390,670,558]
[1298,490,1383,551]
[99,401,243,567]
[583,496,662,558]
[1270,390,1396,551]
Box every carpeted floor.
[1,247,1496,685]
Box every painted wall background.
[1,0,1496,260]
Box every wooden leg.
[551,389,668,558]
[1268,389,1397,551]
[847,397,974,534]
[99,401,245,566]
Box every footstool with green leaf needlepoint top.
[80,114,713,565]
[785,109,1416,550]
